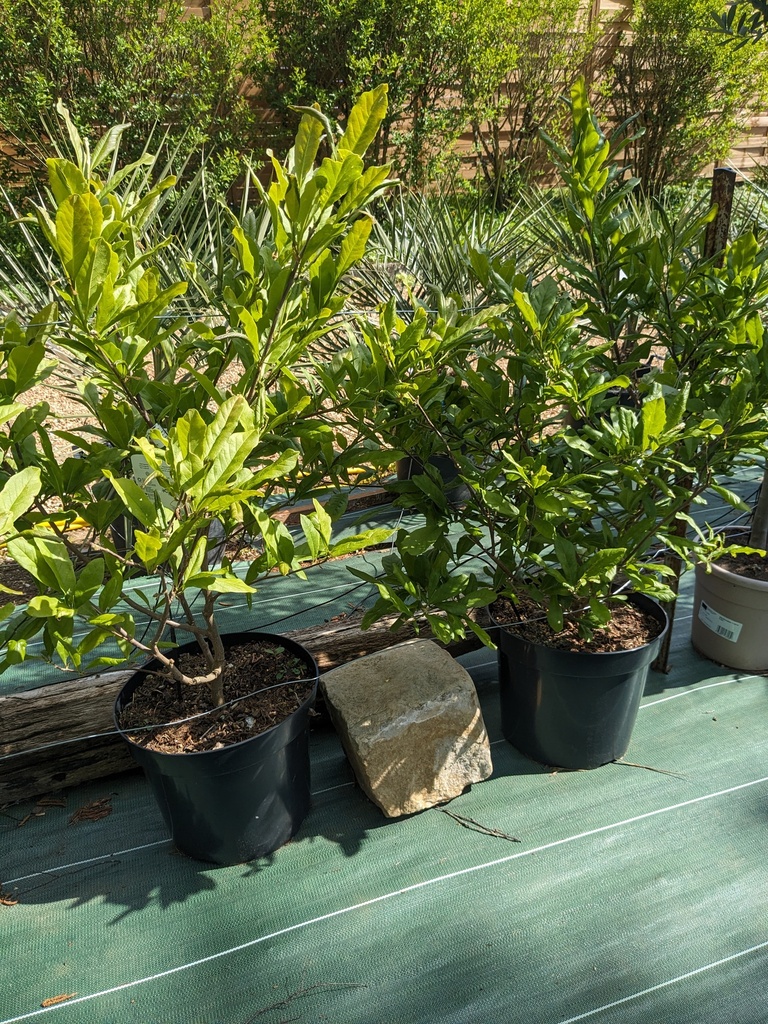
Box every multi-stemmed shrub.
[0,89,394,702]
[334,80,768,645]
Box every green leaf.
[533,494,564,515]
[134,530,163,567]
[709,484,750,512]
[553,536,579,582]
[0,467,41,536]
[0,401,25,427]
[106,474,159,527]
[46,157,87,204]
[547,600,564,633]
[399,525,439,556]
[6,534,76,593]
[584,549,626,578]
[99,572,124,611]
[339,84,388,157]
[299,514,322,560]
[76,237,114,317]
[184,572,255,593]
[185,533,209,581]
[641,396,666,450]
[55,194,95,280]
[7,342,52,393]
[250,450,299,488]
[582,375,630,402]
[27,595,73,618]
[338,216,372,274]
[292,108,325,183]
[74,558,105,605]
[328,528,393,557]
[588,598,612,627]
[91,122,130,170]
[323,492,349,521]
[310,498,333,545]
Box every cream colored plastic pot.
[691,561,768,672]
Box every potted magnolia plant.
[659,225,768,672]
[0,89,394,864]
[343,280,685,769]
[524,80,768,674]
[338,81,768,769]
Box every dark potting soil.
[491,596,664,653]
[718,551,768,583]
[117,641,315,754]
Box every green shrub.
[0,90,395,688]
[256,0,512,185]
[0,0,271,194]
[467,0,605,204]
[605,0,768,193]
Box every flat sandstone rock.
[320,640,493,817]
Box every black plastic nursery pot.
[396,454,470,506]
[114,632,319,866]
[494,594,669,770]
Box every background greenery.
[1,0,767,206]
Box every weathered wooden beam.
[0,612,486,804]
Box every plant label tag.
[698,601,743,643]
[131,454,175,510]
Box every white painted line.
[642,676,760,707]
[311,781,356,796]
[2,775,766,1023]
[555,939,768,1023]
[4,841,171,886]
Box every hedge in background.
[256,0,513,185]
[606,0,768,193]
[0,0,271,193]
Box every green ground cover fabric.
[2,548,767,1023]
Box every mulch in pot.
[117,640,315,755]
[717,551,768,583]
[491,596,664,654]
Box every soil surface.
[718,551,768,583]
[117,640,316,754]
[491,596,664,653]
[0,559,38,604]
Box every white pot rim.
[696,558,768,594]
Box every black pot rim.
[113,630,319,759]
[489,592,669,659]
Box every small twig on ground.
[12,862,98,899]
[244,983,368,1023]
[440,808,521,842]
[612,759,688,780]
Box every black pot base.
[114,632,318,866]
[496,595,669,770]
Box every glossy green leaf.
[339,84,388,157]
[0,467,41,537]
